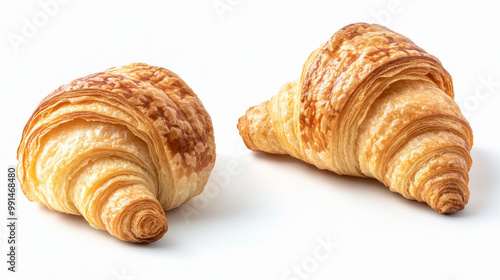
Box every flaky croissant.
[238,23,473,214]
[17,63,216,242]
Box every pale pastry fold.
[238,23,473,214]
[17,63,216,242]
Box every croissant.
[238,23,473,214]
[17,63,216,242]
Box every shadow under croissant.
[166,155,254,219]
[456,147,496,217]
[251,152,469,215]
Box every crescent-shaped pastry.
[17,63,216,242]
[238,23,473,213]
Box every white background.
[1,0,500,279]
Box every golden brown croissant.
[17,63,216,242]
[238,23,473,214]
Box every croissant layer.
[17,63,216,242]
[238,23,473,213]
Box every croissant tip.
[432,192,466,214]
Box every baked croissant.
[238,23,473,214]
[17,63,216,242]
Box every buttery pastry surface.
[17,63,216,242]
[238,23,473,213]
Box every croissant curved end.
[432,190,467,214]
